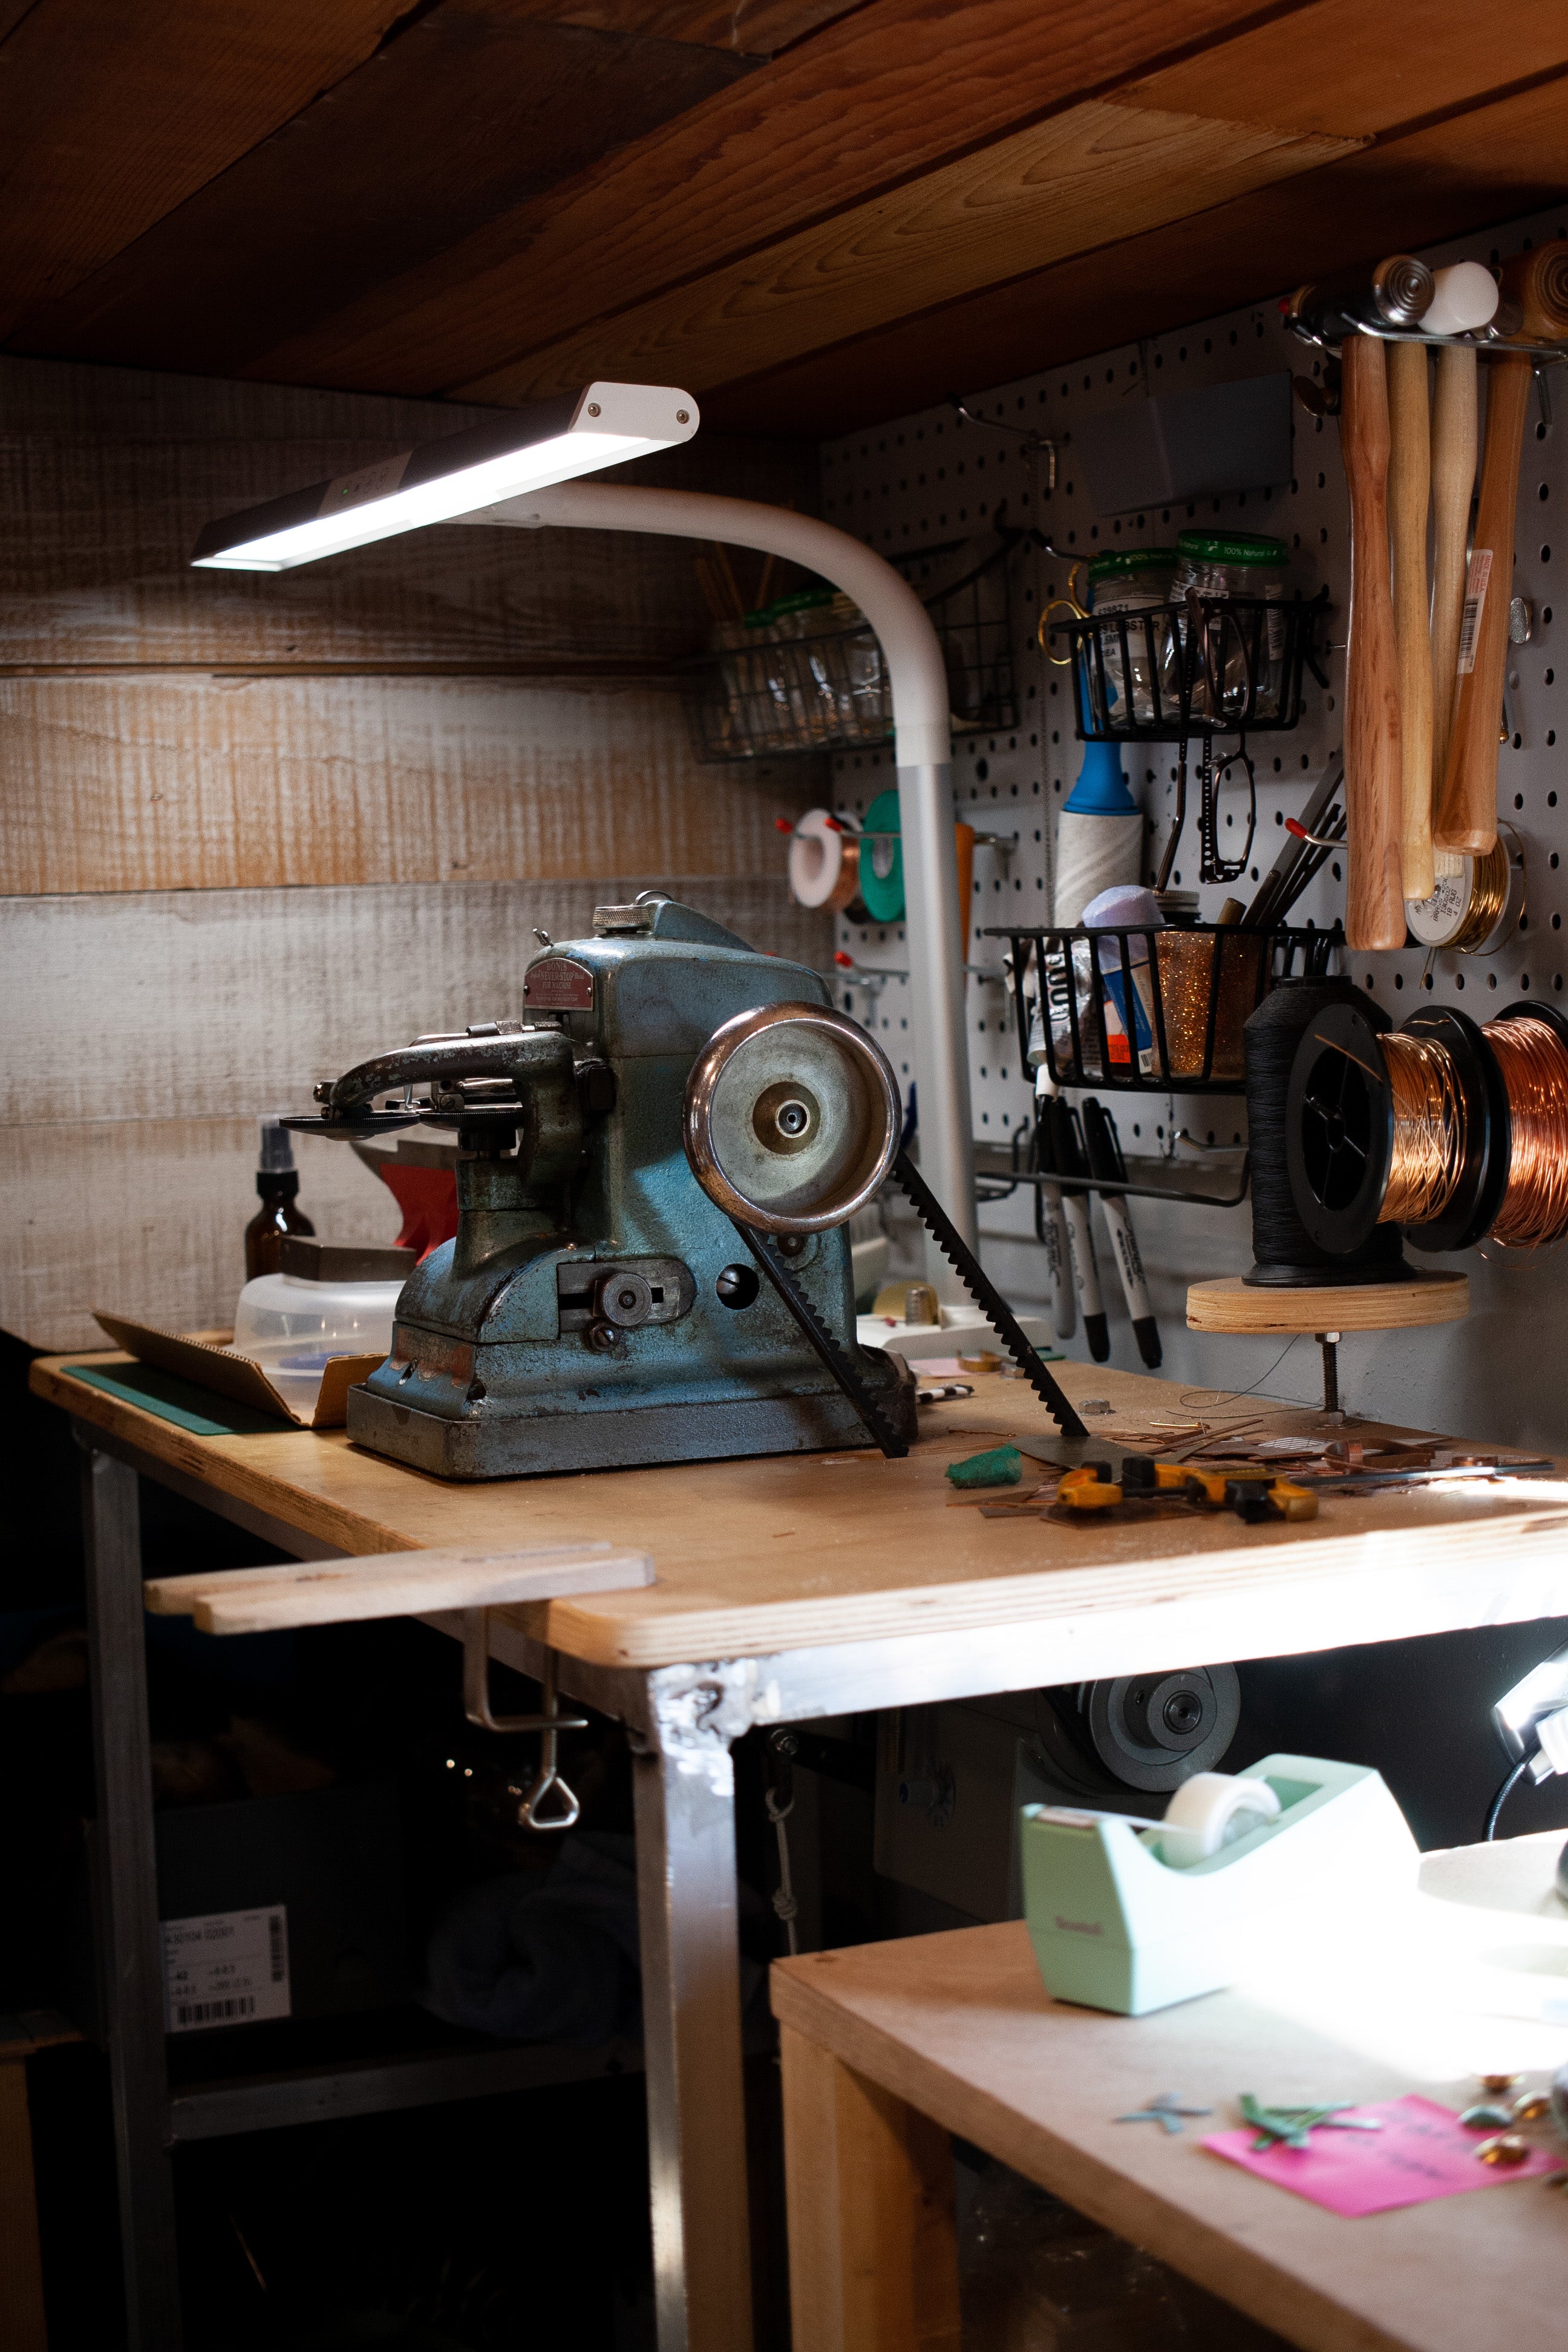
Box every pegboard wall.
[814,201,1568,1443]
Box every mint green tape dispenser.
[1020,1754,1419,2016]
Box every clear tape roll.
[789,808,862,911]
[1155,1771,1281,1867]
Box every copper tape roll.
[787,809,862,912]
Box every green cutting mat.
[63,1361,291,1437]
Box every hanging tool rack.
[989,919,1338,1094]
[1051,592,1329,743]
[688,522,1020,762]
[1284,313,1568,370]
[973,1130,1252,1211]
[1046,589,1330,887]
[820,198,1568,1204]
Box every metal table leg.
[635,1667,757,2352]
[79,1439,183,2350]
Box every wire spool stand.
[1185,1267,1469,1417]
[1191,990,1568,1410]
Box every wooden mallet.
[1388,339,1433,903]
[1436,240,1568,855]
[1341,332,1405,950]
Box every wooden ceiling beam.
[10,13,752,381]
[441,0,1568,410]
[0,0,412,339]
[703,68,1568,437]
[241,0,1293,395]
[453,98,1359,405]
[1120,0,1568,136]
[493,0,866,58]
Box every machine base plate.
[347,1374,916,1481]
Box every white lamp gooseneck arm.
[474,479,976,1275]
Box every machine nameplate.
[525,958,594,1011]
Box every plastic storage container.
[1170,532,1290,719]
[230,1257,407,1418]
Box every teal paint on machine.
[310,898,915,1479]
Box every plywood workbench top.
[32,1350,1568,1672]
[771,1836,1568,2352]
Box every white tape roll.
[788,809,863,911]
[1157,1771,1281,1867]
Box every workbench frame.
[73,1431,646,2352]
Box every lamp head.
[191,382,697,572]
[1494,1640,1568,1764]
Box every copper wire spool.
[1376,1013,1568,1249]
[1287,999,1564,1261]
[1481,1014,1568,1248]
[1377,1032,1468,1226]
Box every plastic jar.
[230,1270,404,1418]
[1169,533,1290,721]
[1086,549,1178,728]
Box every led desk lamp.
[191,384,976,1279]
[190,382,697,570]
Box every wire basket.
[1048,590,1329,743]
[688,534,1018,763]
[989,921,1339,1094]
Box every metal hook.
[462,1612,587,1833]
[949,396,1057,489]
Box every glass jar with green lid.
[1086,547,1179,727]
[1170,532,1290,720]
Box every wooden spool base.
[1186,1272,1468,1334]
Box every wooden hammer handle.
[1340,333,1405,950]
[1428,344,1477,815]
[1387,339,1432,904]
[1433,355,1531,855]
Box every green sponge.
[946,1444,1022,1489]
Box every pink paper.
[1203,2095,1561,2215]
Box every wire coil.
[1447,839,1512,952]
[1485,1016,1568,1249]
[1288,1000,1568,1262]
[1374,1015,1568,1249]
[1378,1031,1468,1226]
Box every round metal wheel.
[683,1001,901,1232]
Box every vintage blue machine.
[288,895,1083,1479]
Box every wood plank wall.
[0,356,826,1349]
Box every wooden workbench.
[31,1350,1568,1674]
[772,1834,1568,2352]
[32,1345,1568,2352]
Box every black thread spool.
[1243,976,1406,1284]
[1285,1002,1504,1256]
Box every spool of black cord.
[1242,976,1406,1285]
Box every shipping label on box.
[162,1904,290,2033]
